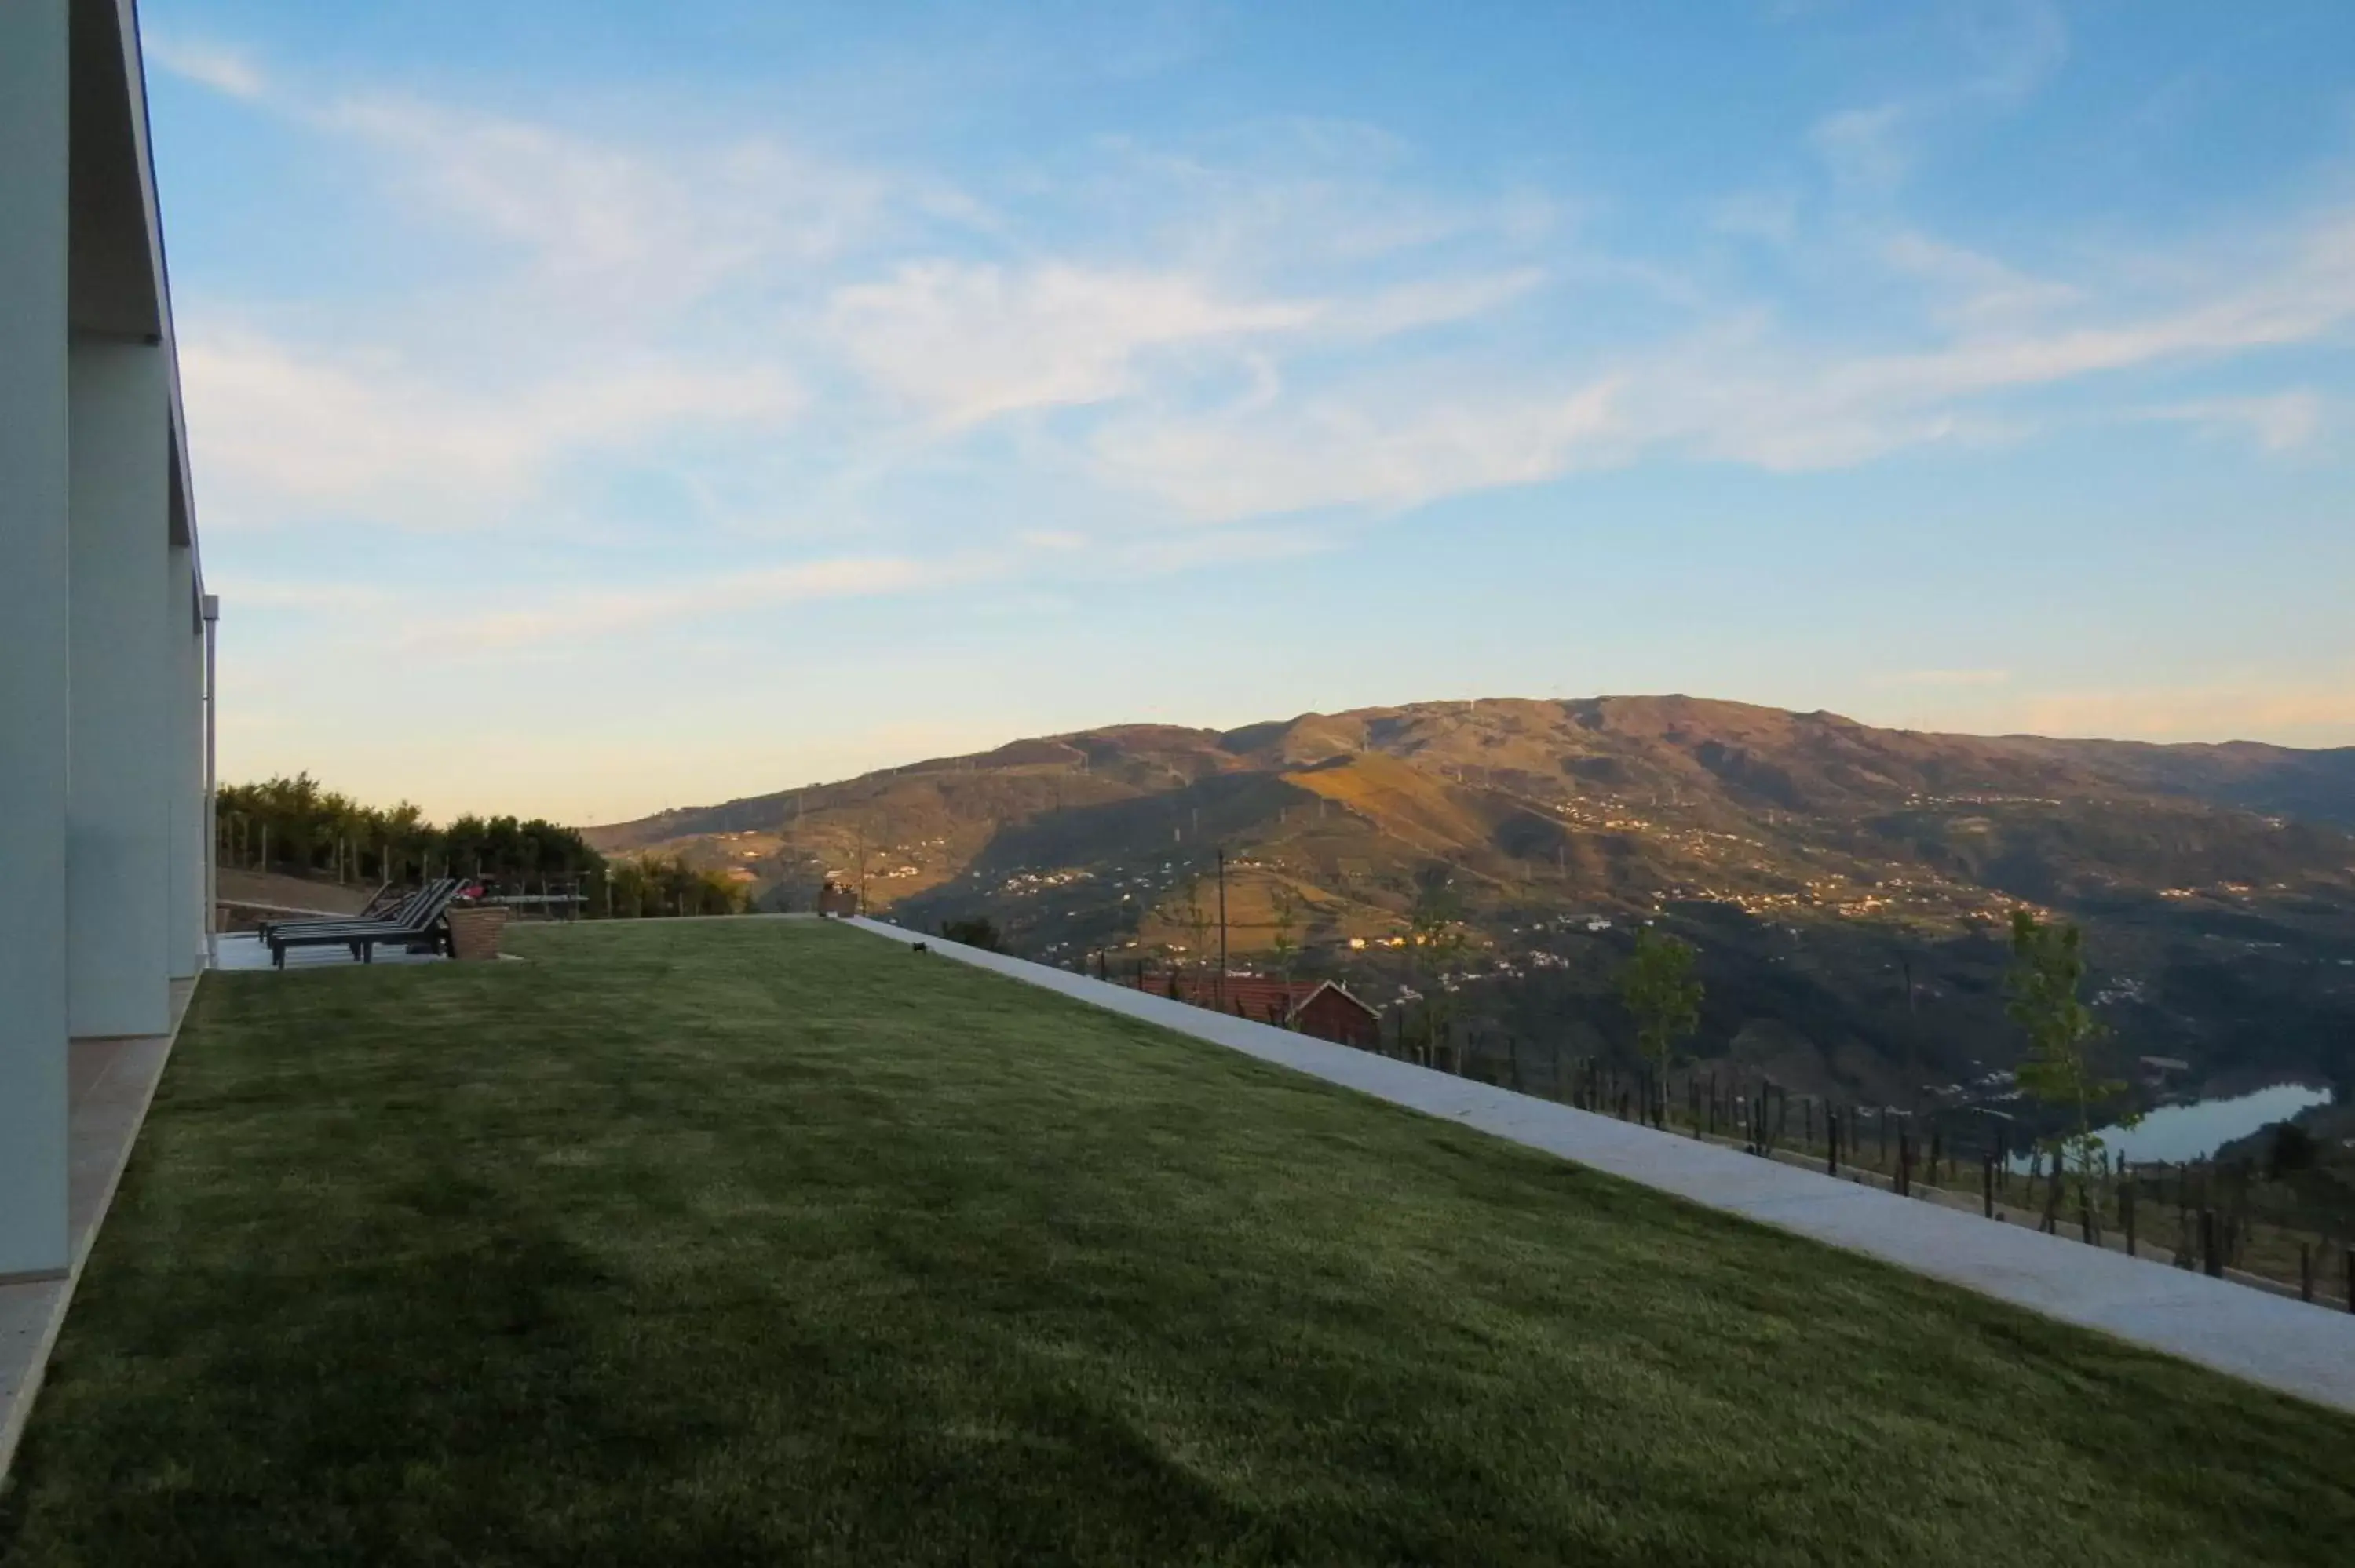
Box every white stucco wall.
[0,0,74,1278]
[169,545,204,979]
[3,0,207,1276]
[66,341,174,1041]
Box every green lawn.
[4,920,2351,1566]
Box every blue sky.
[144,0,2355,822]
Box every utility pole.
[1217,847,1229,1010]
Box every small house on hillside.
[1123,973,1381,1050]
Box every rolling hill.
[589,696,2355,1107]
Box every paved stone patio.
[210,930,447,972]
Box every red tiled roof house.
[1124,973,1382,1051]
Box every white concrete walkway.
[210,931,446,972]
[849,917,2355,1415]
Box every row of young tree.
[1618,907,2141,1242]
[1264,865,2141,1237]
[217,773,746,918]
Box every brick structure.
[1122,973,1381,1050]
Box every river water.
[2082,1082,2333,1165]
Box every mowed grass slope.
[5,921,2351,1566]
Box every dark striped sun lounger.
[256,880,428,941]
[265,878,466,969]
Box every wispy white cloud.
[1872,671,2355,750]
[335,525,1335,655]
[427,555,958,650]
[2137,391,2324,454]
[165,22,2355,587]
[1880,232,2080,326]
[1956,0,2072,104]
[1088,380,1620,521]
[823,258,1546,430]
[1094,122,1565,272]
[1608,206,2355,472]
[827,262,1319,425]
[1811,105,1911,192]
[1830,216,2355,403]
[322,94,903,318]
[1999,679,2355,741]
[1331,268,1547,340]
[146,35,268,100]
[1809,1,2069,194]
[181,325,803,531]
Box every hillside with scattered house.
[590,695,2355,1104]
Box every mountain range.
[588,696,2355,1108]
